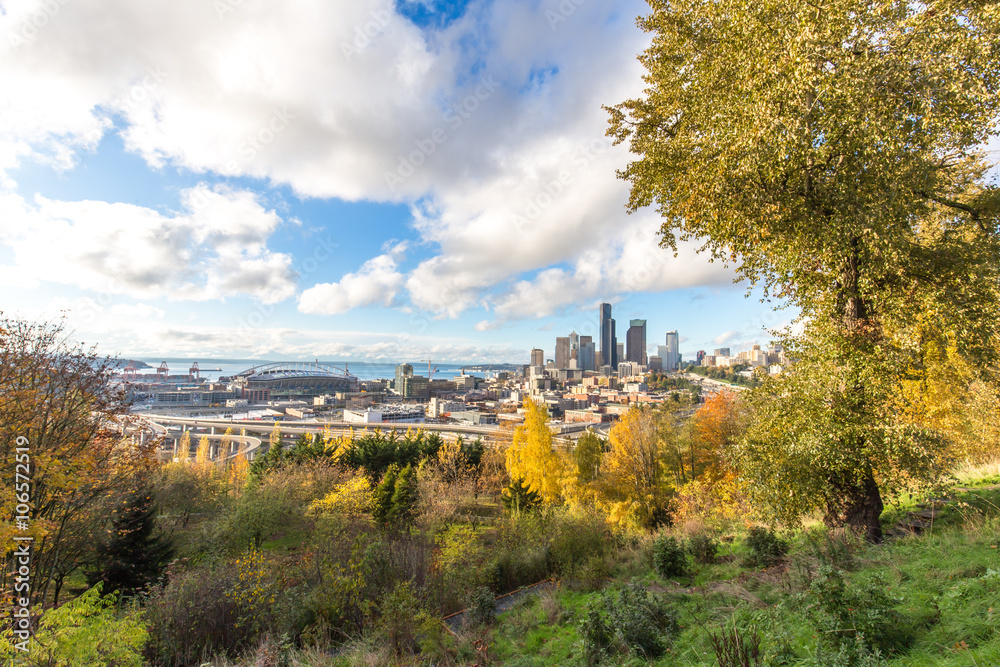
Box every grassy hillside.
[321,461,1000,667]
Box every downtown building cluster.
[530,302,681,380]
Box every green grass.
[482,465,1000,667]
[293,460,1000,666]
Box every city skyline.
[0,0,822,363]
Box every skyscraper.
[555,336,571,369]
[664,330,680,371]
[395,363,413,392]
[600,303,614,370]
[579,335,595,371]
[530,348,544,367]
[626,319,647,365]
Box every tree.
[0,317,156,605]
[608,0,1000,540]
[501,477,541,513]
[574,431,604,484]
[88,487,174,597]
[602,406,671,530]
[387,464,418,528]
[504,399,564,503]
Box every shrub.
[580,582,680,663]
[27,584,147,667]
[376,580,423,656]
[688,532,719,565]
[548,509,612,576]
[652,534,689,578]
[466,586,497,627]
[807,565,908,664]
[742,527,788,568]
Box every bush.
[466,586,497,627]
[579,582,680,663]
[652,534,689,578]
[742,527,788,568]
[548,510,612,576]
[27,584,147,667]
[688,532,719,565]
[807,565,908,664]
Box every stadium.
[229,362,359,402]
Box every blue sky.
[0,0,804,364]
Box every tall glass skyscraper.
[600,303,617,369]
[664,330,680,371]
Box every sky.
[1,0,812,364]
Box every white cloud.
[0,185,296,303]
[1,0,737,322]
[298,242,407,315]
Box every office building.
[579,336,595,371]
[600,303,618,370]
[664,330,679,371]
[616,342,624,366]
[626,319,647,365]
[530,348,544,367]
[555,336,571,369]
[714,347,731,357]
[394,363,413,392]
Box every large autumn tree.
[608,0,1000,540]
[0,317,156,605]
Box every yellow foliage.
[505,400,564,503]
[600,406,669,530]
[308,475,373,520]
[195,436,212,464]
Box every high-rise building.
[394,363,413,392]
[714,347,731,357]
[664,330,680,371]
[569,331,579,352]
[626,319,647,365]
[555,336,571,369]
[696,350,706,364]
[616,341,624,365]
[530,348,544,367]
[600,303,615,370]
[579,336,595,371]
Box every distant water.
[136,359,490,383]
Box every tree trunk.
[828,239,884,542]
[825,470,884,542]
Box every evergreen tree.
[88,487,173,598]
[372,464,400,527]
[388,465,418,528]
[501,477,542,513]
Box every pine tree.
[388,465,418,528]
[372,464,400,527]
[89,487,173,597]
